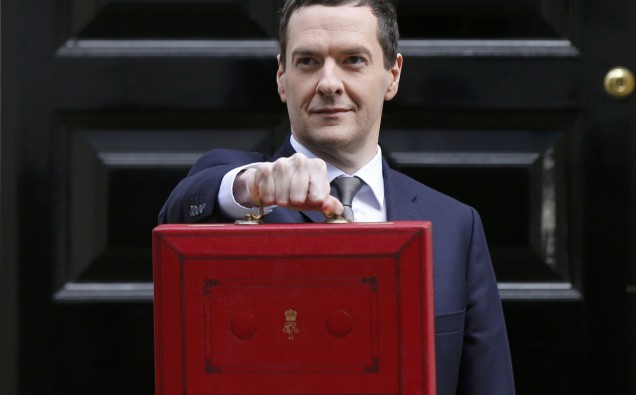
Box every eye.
[297,57,317,67]
[346,56,367,65]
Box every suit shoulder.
[189,148,270,174]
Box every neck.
[291,135,377,174]
[314,147,375,175]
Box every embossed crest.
[282,309,300,340]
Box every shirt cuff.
[218,163,274,220]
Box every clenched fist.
[233,153,343,217]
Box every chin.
[310,133,353,149]
[295,124,360,150]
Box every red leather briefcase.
[153,221,435,395]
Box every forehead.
[286,5,380,52]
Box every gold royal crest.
[282,309,300,340]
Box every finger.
[253,163,275,205]
[288,156,311,207]
[305,159,331,206]
[322,195,344,217]
[289,170,310,207]
[272,157,292,206]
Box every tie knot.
[331,176,363,207]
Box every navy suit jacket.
[159,137,515,395]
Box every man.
[159,0,515,394]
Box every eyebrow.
[343,47,372,57]
[290,46,373,59]
[291,48,319,59]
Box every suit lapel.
[383,160,423,221]
[271,137,297,160]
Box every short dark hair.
[279,0,399,70]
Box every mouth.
[311,107,350,115]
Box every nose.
[316,60,343,97]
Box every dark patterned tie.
[331,176,364,221]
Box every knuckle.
[308,158,327,172]
[256,163,274,178]
[273,157,291,174]
[291,153,308,165]
[292,153,311,171]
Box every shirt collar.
[289,135,385,209]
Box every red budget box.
[153,222,435,395]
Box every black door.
[2,0,634,394]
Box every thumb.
[321,195,344,218]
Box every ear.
[276,54,287,103]
[384,53,403,101]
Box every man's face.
[277,4,402,170]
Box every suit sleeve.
[456,208,515,395]
[157,149,268,224]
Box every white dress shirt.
[219,135,386,222]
